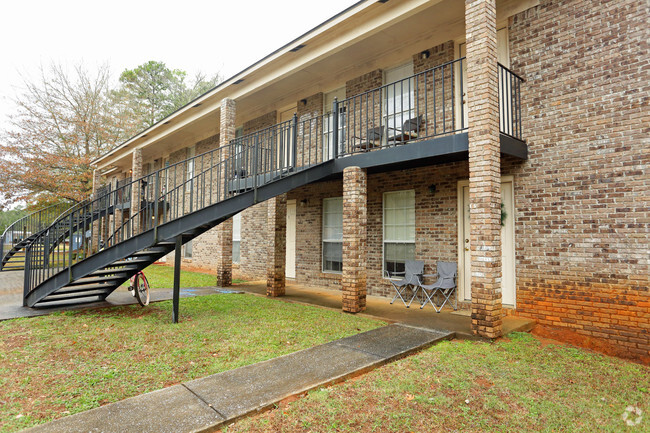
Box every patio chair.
[387,114,424,144]
[419,261,457,312]
[385,260,424,308]
[353,126,384,152]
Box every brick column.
[266,194,287,296]
[130,149,143,236]
[342,166,367,313]
[216,98,235,286]
[91,169,101,252]
[466,0,502,338]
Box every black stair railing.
[0,202,72,271]
[23,59,524,300]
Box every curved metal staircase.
[22,60,525,308]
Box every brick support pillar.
[92,169,101,252]
[342,166,367,313]
[216,98,235,287]
[466,0,503,338]
[266,194,287,297]
[130,149,143,236]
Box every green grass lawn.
[0,294,383,432]
[224,333,649,433]
[120,263,245,289]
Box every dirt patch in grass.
[0,294,383,432]
[223,333,649,433]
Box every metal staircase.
[22,59,525,308]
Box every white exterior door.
[458,178,516,306]
[285,200,296,278]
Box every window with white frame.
[232,213,241,264]
[383,63,415,137]
[184,240,193,259]
[322,197,343,273]
[323,87,346,160]
[383,190,415,275]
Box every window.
[323,87,346,159]
[184,240,193,259]
[232,213,241,264]
[383,63,415,137]
[322,197,343,273]
[383,190,415,275]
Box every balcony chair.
[385,260,424,308]
[419,261,457,313]
[352,126,384,152]
[386,114,424,144]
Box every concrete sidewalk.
[24,324,452,433]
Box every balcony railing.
[23,59,524,296]
[498,63,524,141]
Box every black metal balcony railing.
[498,63,524,141]
[23,59,524,297]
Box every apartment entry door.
[285,199,296,278]
[458,178,515,306]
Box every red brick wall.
[507,0,650,359]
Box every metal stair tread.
[37,291,110,303]
[54,284,117,293]
[68,275,128,285]
[92,266,139,275]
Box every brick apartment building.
[75,0,647,360]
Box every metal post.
[23,246,31,306]
[291,113,298,169]
[172,234,182,323]
[68,213,73,280]
[253,135,259,203]
[332,98,339,159]
[153,172,160,241]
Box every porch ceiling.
[237,0,466,118]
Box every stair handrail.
[23,58,525,302]
[0,201,72,270]
[22,116,302,297]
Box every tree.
[0,61,221,208]
[0,63,129,207]
[116,61,220,130]
[0,206,28,234]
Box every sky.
[0,0,360,131]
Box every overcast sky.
[0,0,359,131]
